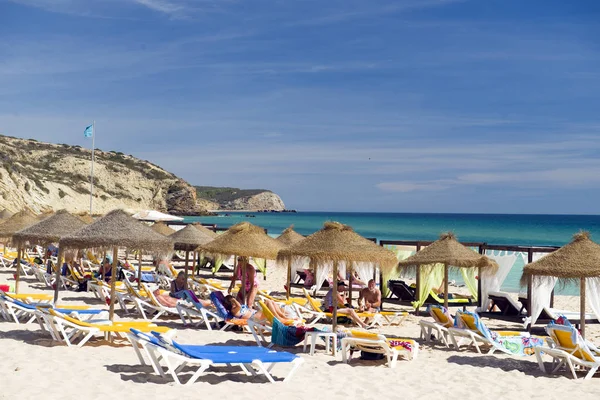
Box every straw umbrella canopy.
[169,224,215,278]
[0,209,42,293]
[198,222,285,304]
[276,225,305,247]
[77,213,95,224]
[151,221,176,236]
[60,209,174,321]
[278,221,398,335]
[397,232,498,310]
[192,222,218,238]
[520,232,600,338]
[12,209,90,302]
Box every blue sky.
[1,0,600,214]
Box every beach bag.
[360,351,385,360]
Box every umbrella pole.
[241,257,247,306]
[415,267,421,315]
[137,251,143,290]
[332,261,338,355]
[108,247,118,325]
[581,277,586,339]
[53,247,63,303]
[184,250,190,278]
[444,263,449,310]
[15,246,21,294]
[348,264,353,306]
[286,259,291,300]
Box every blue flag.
[84,124,93,138]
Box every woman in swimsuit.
[170,271,212,309]
[229,257,259,307]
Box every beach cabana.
[198,222,284,303]
[12,210,89,302]
[151,221,176,236]
[397,233,498,310]
[520,232,600,338]
[0,209,43,293]
[276,226,306,289]
[169,224,215,279]
[278,221,397,333]
[60,209,174,321]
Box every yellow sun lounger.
[47,308,172,347]
[341,330,419,367]
[535,324,600,379]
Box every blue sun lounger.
[127,329,304,385]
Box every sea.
[184,212,600,295]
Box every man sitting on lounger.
[324,281,369,329]
[358,279,381,313]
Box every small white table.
[303,331,338,355]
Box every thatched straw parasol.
[13,209,90,302]
[397,232,498,310]
[77,213,95,224]
[0,209,39,242]
[60,209,174,321]
[520,232,600,338]
[198,222,284,304]
[276,225,305,247]
[0,209,14,220]
[151,221,176,236]
[0,209,46,293]
[278,221,397,335]
[169,224,215,278]
[191,222,218,238]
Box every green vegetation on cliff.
[194,186,272,204]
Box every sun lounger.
[419,305,453,347]
[448,310,545,355]
[45,308,172,347]
[341,330,418,368]
[534,322,600,379]
[127,329,304,385]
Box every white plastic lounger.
[127,329,304,385]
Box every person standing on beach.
[228,257,259,307]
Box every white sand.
[1,260,600,399]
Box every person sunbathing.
[170,271,212,309]
[324,281,369,329]
[222,295,298,322]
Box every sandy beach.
[1,260,600,400]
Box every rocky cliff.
[0,135,207,215]
[195,186,286,211]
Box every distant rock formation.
[0,135,209,215]
[195,186,286,211]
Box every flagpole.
[89,120,95,215]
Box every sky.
[1,0,600,214]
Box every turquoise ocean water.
[185,212,600,295]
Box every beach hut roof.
[0,209,40,241]
[12,209,89,247]
[191,223,218,238]
[0,209,14,220]
[151,221,176,236]
[277,221,397,272]
[77,213,95,224]
[170,224,214,251]
[397,232,498,271]
[520,232,600,282]
[276,225,305,247]
[198,221,284,260]
[59,209,173,254]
